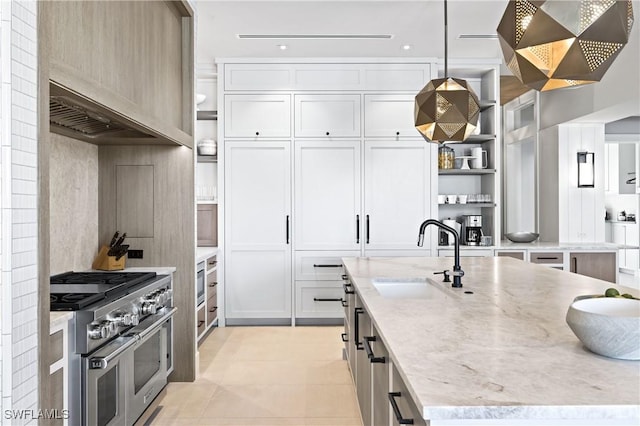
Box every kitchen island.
[342,256,640,425]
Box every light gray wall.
[49,133,99,275]
[538,126,560,241]
[539,1,640,128]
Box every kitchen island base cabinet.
[370,326,390,426]
[355,299,373,426]
[569,252,617,283]
[391,365,427,426]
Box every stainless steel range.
[50,271,176,426]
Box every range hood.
[49,82,182,145]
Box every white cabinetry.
[294,141,361,250]
[363,94,420,138]
[605,143,636,194]
[294,94,361,138]
[224,142,292,321]
[224,94,291,138]
[219,60,437,325]
[611,222,639,271]
[364,140,434,252]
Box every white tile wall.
[1,1,39,424]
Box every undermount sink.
[371,277,447,299]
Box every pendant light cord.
[444,0,448,79]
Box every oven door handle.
[136,307,177,341]
[88,336,138,369]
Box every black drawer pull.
[363,336,386,363]
[354,308,364,350]
[341,274,349,280]
[366,215,370,244]
[343,283,354,295]
[535,256,560,260]
[341,333,348,343]
[209,307,217,313]
[313,264,343,268]
[208,282,218,287]
[313,297,342,302]
[356,214,360,244]
[286,215,290,244]
[341,299,348,307]
[197,320,205,328]
[208,260,217,267]
[389,392,414,424]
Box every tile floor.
[149,326,362,426]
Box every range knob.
[102,320,118,334]
[112,312,132,327]
[130,314,140,326]
[145,293,161,305]
[141,302,157,315]
[157,290,168,304]
[88,323,109,340]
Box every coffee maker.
[462,215,483,246]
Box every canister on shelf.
[438,145,455,169]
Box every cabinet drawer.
[197,305,206,337]
[197,204,218,247]
[206,255,217,271]
[225,94,291,137]
[364,94,420,138]
[295,251,358,280]
[495,250,525,260]
[390,365,427,426]
[207,270,218,289]
[207,289,217,326]
[530,252,564,264]
[294,94,361,138]
[295,281,344,318]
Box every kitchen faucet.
[417,219,464,288]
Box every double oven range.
[50,271,176,426]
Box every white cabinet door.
[294,94,361,138]
[363,94,419,138]
[224,141,292,319]
[612,223,627,268]
[363,140,432,251]
[224,94,291,138]
[294,140,361,250]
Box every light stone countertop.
[196,246,218,263]
[343,256,640,424]
[50,312,74,331]
[88,266,176,275]
[497,241,636,250]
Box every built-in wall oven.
[51,271,175,426]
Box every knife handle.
[109,231,119,247]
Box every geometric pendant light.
[415,0,481,143]
[497,0,634,91]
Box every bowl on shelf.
[505,232,539,243]
[196,93,206,105]
[197,139,217,156]
[566,297,640,360]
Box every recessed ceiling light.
[278,44,288,50]
[238,34,393,40]
[458,34,499,39]
[402,44,412,50]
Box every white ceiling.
[195,0,509,66]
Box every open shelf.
[196,200,218,205]
[439,169,496,175]
[197,110,217,120]
[438,203,496,208]
[197,155,217,163]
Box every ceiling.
[195,0,509,67]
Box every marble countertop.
[606,220,637,224]
[497,241,634,250]
[50,312,74,330]
[343,256,640,423]
[89,266,177,275]
[196,246,218,263]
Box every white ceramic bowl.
[566,297,640,360]
[197,139,217,156]
[196,93,206,105]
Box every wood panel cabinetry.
[42,0,193,146]
[569,252,617,283]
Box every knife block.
[92,245,126,271]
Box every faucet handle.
[433,270,451,283]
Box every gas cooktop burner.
[50,271,157,311]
